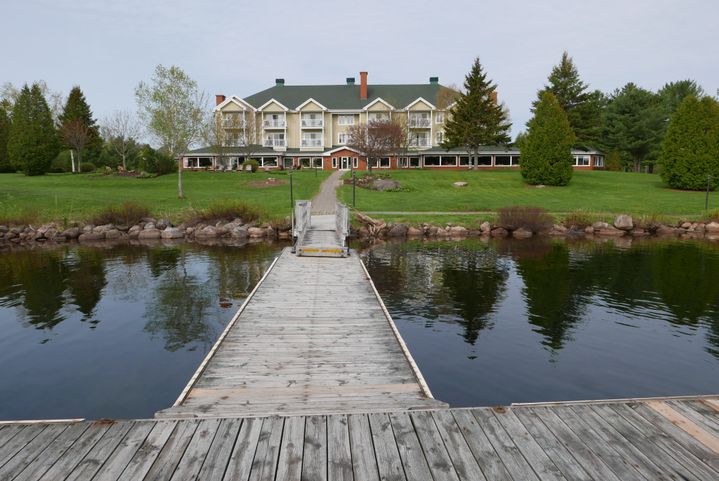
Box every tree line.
[443,53,719,189]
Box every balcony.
[222,120,246,129]
[301,139,323,148]
[409,117,431,128]
[263,119,286,129]
[263,138,286,148]
[301,118,324,128]
[409,138,431,148]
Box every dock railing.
[336,202,350,248]
[292,200,311,252]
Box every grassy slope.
[0,170,331,224]
[338,170,712,217]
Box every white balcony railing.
[301,139,323,148]
[301,119,324,128]
[409,117,431,128]
[409,138,431,148]
[264,138,286,147]
[222,120,246,129]
[263,119,286,128]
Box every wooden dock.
[156,247,445,419]
[2,397,718,480]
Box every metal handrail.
[293,200,312,251]
[335,202,350,248]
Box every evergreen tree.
[0,108,11,172]
[658,80,705,117]
[521,91,575,186]
[7,84,59,176]
[600,83,664,172]
[59,86,102,167]
[532,52,604,146]
[659,96,719,190]
[442,57,511,167]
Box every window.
[511,155,521,165]
[261,157,278,167]
[301,132,322,147]
[299,157,311,168]
[332,158,337,168]
[574,155,590,166]
[313,158,323,168]
[495,155,511,166]
[353,157,358,168]
[283,158,294,168]
[410,132,430,147]
[301,113,323,128]
[459,156,470,166]
[435,131,444,144]
[264,132,285,147]
[435,112,445,123]
[409,157,420,167]
[424,156,440,166]
[379,157,390,168]
[409,112,431,128]
[368,112,389,122]
[263,113,285,128]
[338,132,349,144]
[478,156,492,166]
[441,155,457,166]
[338,115,355,125]
[594,155,604,167]
[222,112,244,128]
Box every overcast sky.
[3,0,718,137]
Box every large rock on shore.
[613,215,634,230]
[161,227,184,239]
[78,232,105,241]
[705,222,719,233]
[387,224,408,237]
[513,227,533,239]
[230,225,249,239]
[195,225,219,238]
[138,228,161,240]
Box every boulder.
[93,224,115,234]
[156,219,171,230]
[549,224,568,236]
[448,225,468,236]
[452,181,468,187]
[230,225,249,239]
[584,226,595,235]
[596,225,626,237]
[0,225,7,233]
[681,222,692,230]
[104,229,123,240]
[278,231,291,240]
[490,227,508,237]
[82,225,93,233]
[512,227,533,239]
[138,228,162,240]
[655,225,678,236]
[372,179,401,191]
[705,222,719,233]
[144,222,156,231]
[161,227,184,239]
[248,227,266,238]
[630,228,648,237]
[78,232,105,241]
[387,224,408,237]
[266,227,275,238]
[613,215,634,231]
[407,227,423,237]
[479,221,492,234]
[195,225,219,238]
[62,227,81,239]
[592,221,610,231]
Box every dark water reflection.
[361,238,719,407]
[0,242,281,420]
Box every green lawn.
[338,170,714,219]
[0,170,331,224]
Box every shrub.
[659,96,719,190]
[561,210,597,228]
[244,159,260,173]
[80,162,96,173]
[136,145,176,175]
[520,91,575,186]
[89,202,151,226]
[0,210,39,226]
[186,201,263,226]
[497,206,553,232]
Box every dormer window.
[368,112,389,122]
[338,115,355,126]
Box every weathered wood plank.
[327,414,353,481]
[63,421,135,481]
[91,421,154,481]
[223,417,263,481]
[196,418,242,481]
[142,420,199,481]
[275,416,304,481]
[348,414,380,481]
[167,418,222,481]
[388,412,435,481]
[450,410,512,481]
[302,415,327,481]
[116,421,177,481]
[645,400,719,454]
[37,423,112,481]
[248,416,284,481]
[12,422,89,481]
[0,424,68,480]
[368,413,405,481]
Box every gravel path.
[311,170,343,214]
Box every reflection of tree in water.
[66,248,107,319]
[514,242,591,351]
[146,247,182,278]
[144,250,215,352]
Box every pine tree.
[59,86,102,168]
[521,91,576,186]
[442,57,511,167]
[0,108,11,172]
[659,96,719,190]
[7,84,60,176]
[532,51,604,147]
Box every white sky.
[3,0,718,137]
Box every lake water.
[1,238,718,420]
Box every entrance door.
[340,157,350,170]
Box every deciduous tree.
[347,119,404,171]
[7,84,60,176]
[135,65,208,198]
[442,57,511,167]
[61,119,91,172]
[101,110,142,170]
[521,91,575,186]
[659,95,719,190]
[0,109,11,172]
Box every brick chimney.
[215,94,226,106]
[360,71,368,100]
[490,91,498,104]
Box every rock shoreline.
[2,214,719,247]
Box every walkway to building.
[2,397,718,480]
[310,169,343,214]
[156,247,444,419]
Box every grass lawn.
[0,170,331,224]
[338,170,715,222]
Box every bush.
[137,145,176,175]
[244,159,260,173]
[89,202,151,226]
[520,91,575,186]
[80,162,96,172]
[659,96,719,190]
[561,211,597,228]
[186,201,263,226]
[497,206,553,232]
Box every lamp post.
[706,174,712,211]
[352,171,356,208]
[289,168,294,209]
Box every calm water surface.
[1,238,718,420]
[361,238,719,407]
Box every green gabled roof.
[243,83,454,110]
